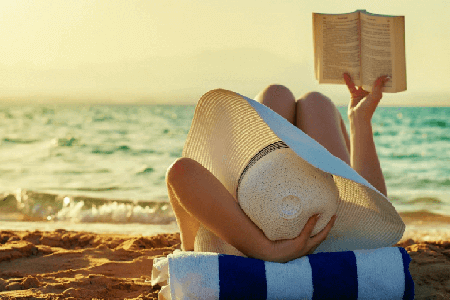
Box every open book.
[313,10,406,93]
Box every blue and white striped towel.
[151,247,414,300]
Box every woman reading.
[165,73,403,263]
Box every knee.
[264,84,295,99]
[298,91,337,112]
[264,84,294,96]
[255,84,295,103]
[255,84,297,124]
[297,92,343,126]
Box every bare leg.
[254,86,350,165]
[296,92,351,165]
[341,116,351,156]
[254,84,297,125]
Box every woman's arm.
[343,73,390,196]
[166,157,273,260]
[166,157,336,263]
[349,118,387,196]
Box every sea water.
[0,102,449,230]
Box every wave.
[414,178,450,188]
[1,189,175,224]
[3,138,41,144]
[430,135,450,142]
[53,200,174,224]
[54,137,78,147]
[73,186,122,192]
[408,197,443,205]
[2,189,448,225]
[389,153,423,159]
[422,120,448,128]
[52,169,111,175]
[136,167,155,174]
[373,130,398,137]
[90,145,160,156]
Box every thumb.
[371,75,390,101]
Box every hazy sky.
[1,0,449,106]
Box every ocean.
[0,102,449,234]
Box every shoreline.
[2,210,450,243]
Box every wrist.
[349,116,372,133]
[264,240,290,263]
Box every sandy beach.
[1,212,450,299]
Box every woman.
[166,73,391,263]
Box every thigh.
[254,84,296,125]
[296,92,351,165]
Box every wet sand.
[0,212,449,299]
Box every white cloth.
[151,247,414,300]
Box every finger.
[291,214,321,252]
[370,75,390,104]
[373,75,390,93]
[343,73,357,94]
[303,214,321,239]
[310,215,337,243]
[373,75,389,89]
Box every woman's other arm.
[166,157,336,263]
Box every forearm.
[349,119,387,196]
[167,159,272,260]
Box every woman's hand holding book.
[343,73,390,123]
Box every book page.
[360,12,406,92]
[313,11,361,86]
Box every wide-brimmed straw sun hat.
[182,89,405,255]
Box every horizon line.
[0,100,448,108]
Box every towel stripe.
[218,254,267,300]
[166,248,414,300]
[265,255,314,299]
[308,251,358,299]
[399,247,414,300]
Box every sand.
[0,230,178,299]
[1,215,450,299]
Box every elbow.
[165,157,197,186]
[166,157,185,186]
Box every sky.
[0,0,449,106]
